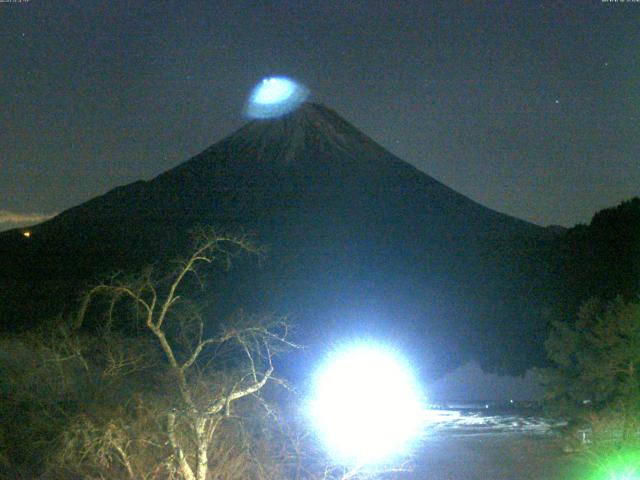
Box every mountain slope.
[0,103,561,375]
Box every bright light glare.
[253,77,295,104]
[575,445,640,480]
[308,343,424,465]
[245,76,309,119]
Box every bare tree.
[1,228,413,479]
[70,227,297,480]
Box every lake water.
[423,403,566,437]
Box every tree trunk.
[195,417,209,480]
[622,361,636,442]
[168,413,196,480]
[623,407,632,442]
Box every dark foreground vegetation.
[538,296,640,478]
[532,199,640,476]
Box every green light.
[579,445,640,480]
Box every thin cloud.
[0,210,55,231]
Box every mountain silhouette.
[0,103,562,376]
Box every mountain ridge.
[0,102,562,376]
[18,103,547,240]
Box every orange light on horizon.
[22,231,32,238]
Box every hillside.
[0,103,562,375]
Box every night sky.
[2,0,639,231]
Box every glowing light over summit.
[245,76,309,119]
[253,77,295,104]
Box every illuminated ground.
[408,408,578,480]
[411,433,575,480]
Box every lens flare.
[308,342,424,465]
[571,444,640,480]
[593,450,640,480]
[245,76,309,119]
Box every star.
[554,99,560,104]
